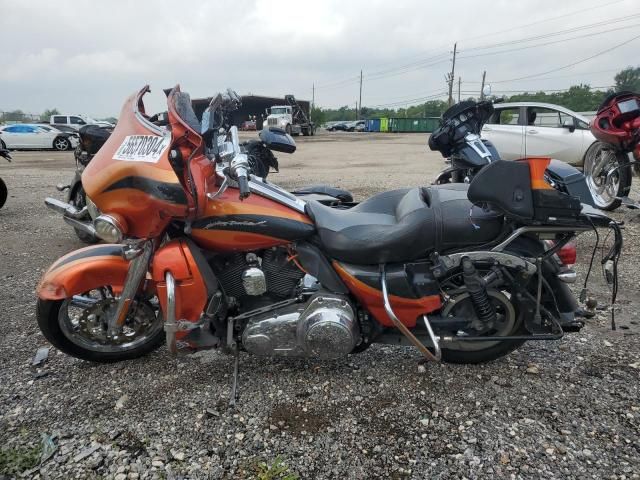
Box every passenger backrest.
[467,160,534,220]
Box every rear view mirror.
[259,127,296,154]
[562,119,576,133]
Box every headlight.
[94,214,126,243]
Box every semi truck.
[264,95,315,136]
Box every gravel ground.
[1,133,639,479]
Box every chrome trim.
[108,241,153,335]
[380,265,441,362]
[557,270,577,284]
[249,176,307,214]
[464,133,494,162]
[45,197,89,219]
[491,226,590,252]
[62,217,97,237]
[164,271,177,354]
[421,315,442,362]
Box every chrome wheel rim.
[59,289,162,353]
[54,138,68,151]
[585,145,620,209]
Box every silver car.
[482,102,630,210]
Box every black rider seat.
[305,184,504,264]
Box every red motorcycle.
[589,91,640,208]
[36,86,621,403]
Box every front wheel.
[36,288,164,362]
[53,137,70,151]
[584,142,631,211]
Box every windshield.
[270,107,288,115]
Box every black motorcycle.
[429,99,596,207]
[0,148,12,209]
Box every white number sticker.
[113,135,171,163]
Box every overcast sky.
[0,0,638,118]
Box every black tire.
[583,141,632,211]
[0,178,7,209]
[285,124,292,135]
[0,140,6,150]
[53,136,70,151]
[438,241,552,364]
[440,299,527,365]
[302,128,309,137]
[71,186,99,243]
[310,127,315,136]
[36,298,164,363]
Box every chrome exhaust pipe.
[62,216,97,237]
[45,197,89,219]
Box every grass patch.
[0,445,42,476]
[255,456,299,480]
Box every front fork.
[107,241,154,336]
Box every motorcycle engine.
[242,293,359,359]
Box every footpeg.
[380,265,441,362]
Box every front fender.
[37,244,129,300]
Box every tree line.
[313,66,640,125]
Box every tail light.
[545,239,577,266]
[557,240,577,266]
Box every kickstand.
[229,348,240,408]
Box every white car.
[482,102,595,165]
[482,102,630,210]
[0,124,79,151]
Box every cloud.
[0,0,638,116]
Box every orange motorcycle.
[36,86,621,402]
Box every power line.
[460,12,640,53]
[459,0,627,43]
[459,22,640,60]
[491,33,640,84]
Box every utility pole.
[310,83,315,121]
[447,42,457,107]
[480,71,486,100]
[358,70,363,120]
[355,102,358,120]
[457,76,461,103]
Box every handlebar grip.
[237,173,250,200]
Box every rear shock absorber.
[461,257,496,324]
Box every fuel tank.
[189,186,315,252]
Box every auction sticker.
[113,135,170,163]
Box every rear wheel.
[584,141,631,211]
[0,178,7,209]
[37,288,164,362]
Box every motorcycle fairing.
[83,86,189,239]
[37,244,129,300]
[151,239,208,326]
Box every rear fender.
[37,244,129,300]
